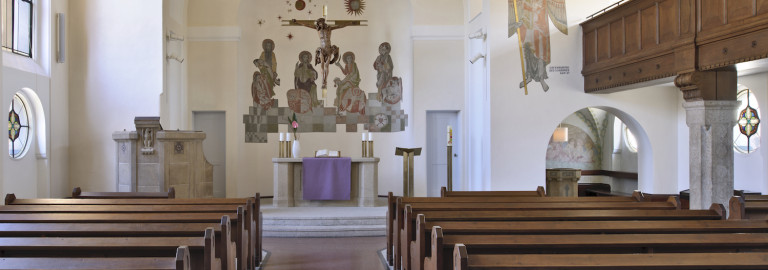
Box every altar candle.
[280,133,285,142]
[368,132,373,141]
[447,125,453,146]
[362,133,366,141]
[323,5,327,17]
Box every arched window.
[8,93,31,158]
[614,117,638,153]
[734,88,761,154]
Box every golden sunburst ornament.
[344,0,365,16]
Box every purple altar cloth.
[302,157,352,200]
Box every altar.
[272,157,379,207]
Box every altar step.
[261,207,387,237]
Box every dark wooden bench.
[0,208,248,270]
[453,246,768,270]
[395,199,694,270]
[0,216,238,270]
[440,186,546,197]
[397,204,725,270]
[386,192,645,267]
[4,193,261,269]
[425,224,768,270]
[72,186,175,199]
[0,246,190,270]
[730,196,768,220]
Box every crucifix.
[283,10,366,98]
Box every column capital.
[675,67,737,101]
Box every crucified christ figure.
[286,18,366,91]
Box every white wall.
[485,0,681,194]
[0,0,71,199]
[68,0,163,192]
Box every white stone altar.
[272,157,379,207]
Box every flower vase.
[292,140,301,158]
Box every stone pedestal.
[273,157,379,207]
[546,168,581,197]
[683,100,739,210]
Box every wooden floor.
[262,236,387,270]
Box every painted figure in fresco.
[373,42,403,104]
[333,52,360,106]
[294,51,321,108]
[333,51,366,114]
[258,39,280,93]
[287,51,320,114]
[252,59,275,110]
[508,0,567,92]
[290,18,358,90]
[374,42,393,99]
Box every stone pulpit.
[113,117,214,198]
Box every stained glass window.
[734,89,761,154]
[8,93,30,158]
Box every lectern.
[395,147,421,197]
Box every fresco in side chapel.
[243,2,408,143]
[508,0,568,93]
[545,124,600,170]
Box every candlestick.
[367,132,374,157]
[279,133,285,158]
[447,125,453,146]
[323,5,327,17]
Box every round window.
[8,93,31,159]
[734,88,761,154]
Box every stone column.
[682,100,739,209]
[675,67,739,210]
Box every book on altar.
[314,149,341,158]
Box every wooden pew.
[386,192,645,267]
[440,186,546,197]
[72,186,176,199]
[730,195,768,220]
[425,225,768,270]
[398,204,726,270]
[396,198,691,270]
[453,245,768,270]
[0,246,191,270]
[4,193,261,270]
[0,210,245,270]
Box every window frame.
[2,0,33,58]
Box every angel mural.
[508,0,567,93]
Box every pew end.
[667,196,681,210]
[452,244,467,270]
[168,187,176,199]
[536,186,546,197]
[729,196,747,220]
[72,187,82,198]
[176,246,192,270]
[441,187,446,197]
[710,203,727,220]
[4,193,15,205]
[632,190,645,201]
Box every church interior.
[3,0,768,269]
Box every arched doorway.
[546,107,652,195]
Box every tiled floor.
[262,236,387,270]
